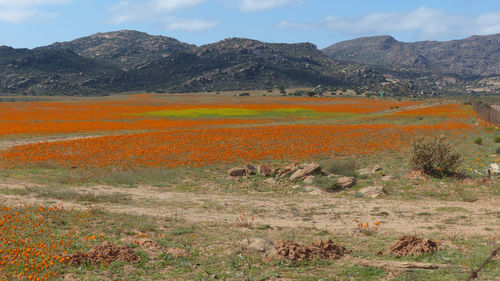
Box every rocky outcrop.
[323,34,500,78]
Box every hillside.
[0,32,385,95]
[322,34,500,78]
[0,46,117,95]
[41,30,196,68]
[120,38,384,92]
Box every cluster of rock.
[227,163,272,177]
[228,162,356,192]
[227,162,395,198]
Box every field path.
[0,134,108,151]
[0,180,498,238]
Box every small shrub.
[474,137,483,145]
[496,147,500,154]
[494,136,500,143]
[236,213,254,227]
[313,177,342,192]
[410,135,462,177]
[320,158,357,177]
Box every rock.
[240,238,276,257]
[357,168,372,176]
[303,162,321,174]
[228,167,246,177]
[290,169,306,180]
[245,164,257,175]
[359,185,385,198]
[290,163,321,180]
[336,177,356,189]
[292,185,301,189]
[358,165,383,176]
[381,175,395,182]
[277,162,300,177]
[327,174,341,178]
[303,175,315,184]
[490,163,500,175]
[263,178,276,185]
[257,164,273,177]
[303,185,324,195]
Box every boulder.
[228,167,246,177]
[490,163,500,175]
[263,178,276,185]
[240,238,277,257]
[357,168,372,176]
[358,165,383,176]
[359,185,385,198]
[381,175,395,182]
[290,163,321,180]
[336,177,356,189]
[245,164,257,175]
[303,175,315,184]
[257,164,273,177]
[277,162,300,177]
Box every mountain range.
[322,34,500,78]
[1,30,500,96]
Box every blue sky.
[1,0,500,49]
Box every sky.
[1,0,500,49]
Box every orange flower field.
[0,204,101,281]
[0,95,475,170]
[0,122,472,170]
[0,95,419,136]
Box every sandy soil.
[0,179,498,238]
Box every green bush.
[494,136,500,143]
[320,158,357,177]
[496,147,500,154]
[474,137,483,145]
[313,177,342,192]
[410,135,462,177]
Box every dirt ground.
[0,176,498,238]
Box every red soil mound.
[388,235,438,258]
[274,239,348,261]
[66,241,140,266]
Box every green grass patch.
[435,207,469,213]
[139,107,346,119]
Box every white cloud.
[238,0,298,12]
[278,6,500,40]
[108,0,217,32]
[166,18,218,32]
[0,0,69,23]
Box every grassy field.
[0,92,498,280]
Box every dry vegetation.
[0,92,499,280]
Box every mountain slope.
[322,34,500,78]
[119,38,384,92]
[1,34,385,95]
[41,30,196,68]
[0,46,117,95]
